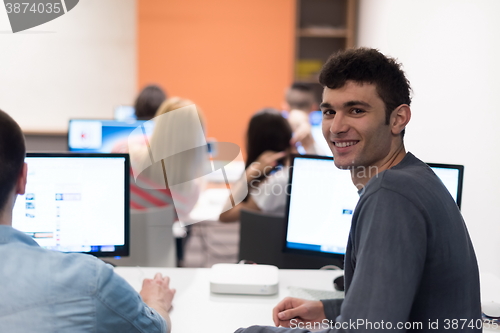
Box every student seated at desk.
[125,97,208,264]
[134,84,167,120]
[283,82,322,155]
[234,48,481,333]
[281,83,329,156]
[219,108,294,222]
[120,97,207,219]
[0,110,175,333]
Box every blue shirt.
[0,225,167,332]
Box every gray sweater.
[235,152,481,332]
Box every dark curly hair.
[285,82,316,111]
[0,110,26,212]
[319,48,412,128]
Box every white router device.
[209,263,279,295]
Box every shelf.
[297,28,348,38]
[294,77,320,84]
[293,0,357,93]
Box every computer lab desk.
[115,267,499,333]
[115,267,343,333]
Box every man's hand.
[140,273,176,331]
[272,297,326,327]
[290,122,312,146]
[246,150,286,180]
[288,109,314,151]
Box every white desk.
[115,267,343,333]
[187,188,229,223]
[116,267,499,332]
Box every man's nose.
[329,113,349,135]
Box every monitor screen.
[309,110,332,157]
[114,105,136,121]
[284,155,465,259]
[68,119,154,153]
[284,155,356,259]
[12,153,130,257]
[427,163,464,209]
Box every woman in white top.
[219,108,294,222]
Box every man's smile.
[332,140,359,148]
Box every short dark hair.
[245,108,292,170]
[290,82,312,93]
[0,110,26,212]
[319,48,412,127]
[134,84,167,120]
[286,82,316,111]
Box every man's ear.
[391,104,411,136]
[16,163,27,195]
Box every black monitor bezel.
[427,162,464,209]
[282,156,465,261]
[282,154,345,261]
[23,152,130,258]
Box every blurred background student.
[115,96,207,266]
[219,108,294,222]
[283,83,328,156]
[134,84,167,120]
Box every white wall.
[0,0,136,133]
[358,0,500,277]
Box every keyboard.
[288,286,345,300]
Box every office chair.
[106,205,177,267]
[238,209,344,269]
[238,209,286,268]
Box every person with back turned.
[0,109,176,333]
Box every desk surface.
[116,267,499,333]
[115,267,342,333]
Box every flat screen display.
[284,155,464,258]
[114,105,136,121]
[285,155,356,258]
[309,110,332,157]
[427,163,464,209]
[68,119,154,153]
[12,153,130,257]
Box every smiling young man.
[321,79,408,187]
[235,48,481,332]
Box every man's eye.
[352,108,365,114]
[323,109,335,116]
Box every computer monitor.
[114,105,136,121]
[284,155,355,261]
[12,153,130,257]
[427,163,464,209]
[68,119,154,153]
[309,110,332,157]
[283,155,465,260]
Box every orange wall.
[138,0,296,156]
